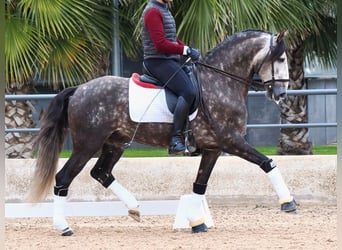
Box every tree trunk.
[277,41,313,155]
[5,86,36,158]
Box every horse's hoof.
[281,199,298,213]
[191,223,208,233]
[61,227,73,236]
[128,209,141,222]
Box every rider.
[141,0,201,155]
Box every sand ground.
[5,204,337,250]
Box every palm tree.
[5,0,114,158]
[277,0,336,155]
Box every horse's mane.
[203,29,284,63]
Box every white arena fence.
[5,89,337,133]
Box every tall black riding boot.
[168,96,190,155]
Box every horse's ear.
[276,30,288,43]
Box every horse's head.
[255,31,290,104]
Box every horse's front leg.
[186,148,221,233]
[222,136,297,212]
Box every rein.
[196,33,289,91]
[195,61,264,91]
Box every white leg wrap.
[186,193,205,226]
[53,195,71,232]
[267,167,293,203]
[108,180,139,209]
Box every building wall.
[307,78,337,145]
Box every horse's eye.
[277,58,285,63]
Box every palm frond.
[5,16,49,85]
[6,0,114,88]
[38,37,102,89]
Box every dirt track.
[5,204,337,250]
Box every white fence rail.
[5,89,337,133]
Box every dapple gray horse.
[29,30,296,235]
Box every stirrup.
[184,131,196,154]
[183,124,197,155]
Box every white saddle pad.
[128,75,197,123]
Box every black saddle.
[140,62,201,115]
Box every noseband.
[196,33,289,91]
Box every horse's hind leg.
[53,151,95,236]
[222,135,297,212]
[90,141,140,221]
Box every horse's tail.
[28,87,77,203]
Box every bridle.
[256,34,290,91]
[196,33,289,91]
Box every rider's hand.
[186,47,200,62]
